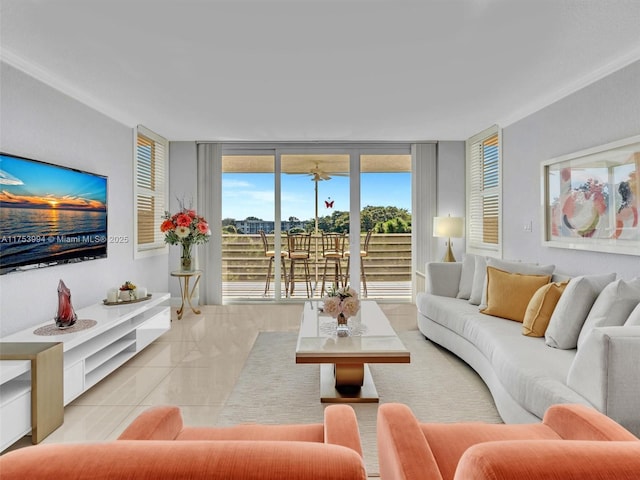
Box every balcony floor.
[223,280,412,301]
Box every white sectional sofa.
[416,256,640,437]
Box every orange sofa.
[377,403,640,480]
[0,404,367,480]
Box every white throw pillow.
[456,254,476,300]
[478,258,555,310]
[545,273,617,349]
[626,302,640,326]
[468,255,487,306]
[577,278,640,348]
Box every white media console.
[0,292,171,451]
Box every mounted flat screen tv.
[0,152,108,274]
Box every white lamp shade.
[433,216,464,238]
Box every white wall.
[167,141,198,299]
[0,63,169,337]
[435,141,465,262]
[502,59,640,279]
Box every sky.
[0,154,107,211]
[222,172,411,221]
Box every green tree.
[306,205,411,233]
[378,217,410,233]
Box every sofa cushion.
[545,273,617,349]
[480,267,551,322]
[626,303,640,326]
[479,258,555,310]
[576,278,640,349]
[417,292,480,337]
[462,313,589,418]
[522,281,569,337]
[456,254,476,300]
[469,255,487,305]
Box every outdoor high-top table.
[295,300,410,402]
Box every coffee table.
[295,300,410,403]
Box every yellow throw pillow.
[522,281,569,337]
[480,267,551,322]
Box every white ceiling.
[2,0,640,142]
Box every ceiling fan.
[306,163,348,182]
[308,164,332,181]
[289,163,348,233]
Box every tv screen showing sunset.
[0,153,107,273]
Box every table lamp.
[433,215,464,262]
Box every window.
[134,125,168,256]
[466,125,502,257]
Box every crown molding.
[3,43,640,141]
[498,44,640,129]
[1,47,137,129]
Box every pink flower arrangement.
[322,286,360,319]
[160,204,211,247]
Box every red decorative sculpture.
[55,279,77,329]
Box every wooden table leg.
[319,363,378,403]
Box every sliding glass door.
[281,154,350,298]
[359,154,412,299]
[221,153,282,298]
[221,144,412,302]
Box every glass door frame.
[222,142,414,302]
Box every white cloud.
[223,179,253,188]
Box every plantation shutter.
[466,126,501,256]
[135,125,168,253]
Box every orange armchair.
[377,403,640,480]
[118,403,363,454]
[1,404,366,480]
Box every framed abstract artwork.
[541,134,640,256]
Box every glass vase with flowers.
[160,201,211,271]
[322,285,360,336]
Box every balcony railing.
[222,232,412,299]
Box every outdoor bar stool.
[286,232,312,297]
[320,232,346,296]
[344,229,372,297]
[259,230,287,295]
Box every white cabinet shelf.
[0,292,171,451]
[0,361,31,452]
[85,337,136,375]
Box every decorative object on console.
[322,285,360,337]
[54,279,77,329]
[104,294,152,306]
[433,215,464,262]
[542,134,639,256]
[103,282,151,305]
[35,319,97,336]
[161,200,211,271]
[119,280,137,301]
[106,288,118,303]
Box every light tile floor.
[3,301,417,478]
